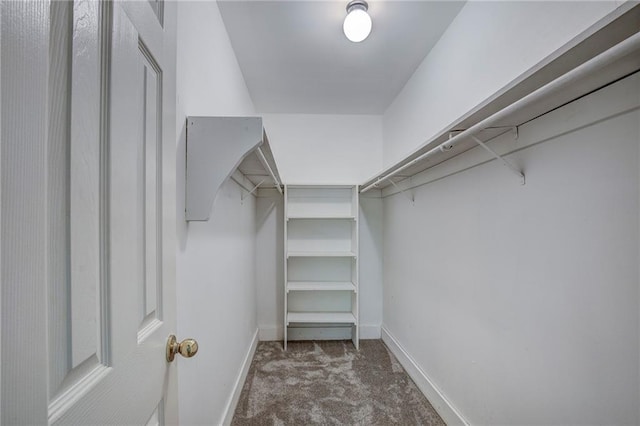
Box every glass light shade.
[343,7,372,43]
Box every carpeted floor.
[231,340,446,425]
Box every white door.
[1,1,183,424]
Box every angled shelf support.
[388,178,415,204]
[469,135,525,185]
[256,147,283,194]
[241,178,266,202]
[185,116,282,221]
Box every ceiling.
[218,1,465,114]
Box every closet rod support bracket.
[388,178,414,205]
[470,135,525,185]
[256,147,283,194]
[241,178,267,202]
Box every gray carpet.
[231,340,446,425]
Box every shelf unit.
[284,185,359,350]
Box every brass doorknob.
[166,334,199,362]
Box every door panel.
[139,40,163,335]
[1,0,178,424]
[68,0,103,372]
[47,2,109,411]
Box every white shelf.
[287,215,355,221]
[185,117,282,221]
[287,312,356,325]
[287,281,356,292]
[286,184,356,189]
[287,251,356,258]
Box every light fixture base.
[346,0,368,13]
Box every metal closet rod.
[256,146,283,194]
[361,31,640,193]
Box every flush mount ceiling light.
[343,0,372,43]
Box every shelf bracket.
[241,178,266,203]
[388,178,414,204]
[470,134,525,185]
[256,146,283,194]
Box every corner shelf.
[185,116,282,221]
[284,185,359,350]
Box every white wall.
[358,194,384,338]
[175,2,258,424]
[382,1,620,168]
[176,180,257,424]
[255,191,284,341]
[175,3,254,119]
[262,114,383,184]
[382,73,640,425]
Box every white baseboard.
[381,327,470,426]
[220,329,259,426]
[258,325,281,341]
[288,327,352,340]
[259,324,382,341]
[359,324,381,339]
